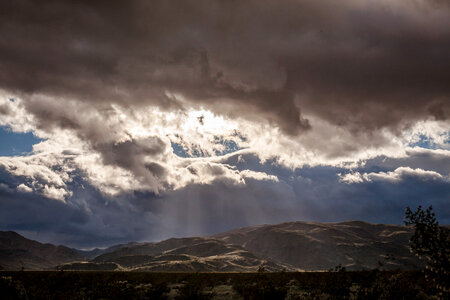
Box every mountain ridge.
[0,230,85,270]
[214,220,420,270]
[0,220,422,271]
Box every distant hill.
[76,242,144,260]
[64,237,290,272]
[0,221,423,271]
[0,231,85,270]
[214,220,421,270]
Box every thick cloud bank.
[1,0,449,134]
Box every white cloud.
[74,153,148,196]
[41,185,70,201]
[240,170,279,182]
[0,155,72,201]
[338,172,366,184]
[405,119,450,150]
[16,183,32,193]
[340,167,447,184]
[367,167,445,183]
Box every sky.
[0,0,449,248]
[0,125,43,156]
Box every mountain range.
[0,220,422,271]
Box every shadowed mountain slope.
[0,231,85,270]
[214,220,421,270]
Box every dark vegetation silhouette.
[404,205,450,296]
[0,270,437,299]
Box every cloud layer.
[1,150,449,248]
[0,1,449,247]
[1,0,449,135]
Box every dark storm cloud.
[295,167,449,224]
[0,168,163,248]
[1,150,448,248]
[97,137,168,180]
[220,152,450,224]
[1,0,449,134]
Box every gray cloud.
[0,104,11,115]
[14,97,171,190]
[1,0,449,134]
[96,137,168,190]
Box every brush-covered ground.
[0,270,441,299]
